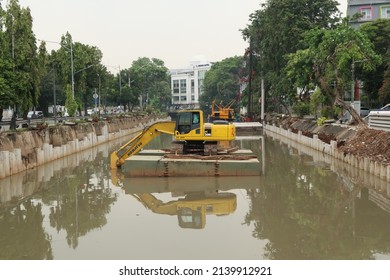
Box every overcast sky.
[13,0,348,72]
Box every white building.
[170,56,211,109]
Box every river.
[1,130,390,260]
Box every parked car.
[368,104,390,116]
[378,104,390,111]
[360,107,370,118]
[27,111,44,119]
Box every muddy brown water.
[1,131,390,260]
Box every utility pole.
[70,38,75,99]
[119,66,122,110]
[53,62,57,124]
[261,78,265,122]
[247,39,253,119]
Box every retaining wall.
[0,115,169,179]
[264,123,390,183]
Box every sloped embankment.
[0,115,162,178]
[267,115,390,165]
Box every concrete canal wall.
[0,115,168,179]
[264,121,390,183]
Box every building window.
[359,7,372,20]
[191,79,195,94]
[180,96,187,102]
[381,6,390,18]
[180,79,187,94]
[173,80,179,94]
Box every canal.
[1,130,390,260]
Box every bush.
[316,116,327,126]
[292,102,310,117]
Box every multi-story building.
[170,56,211,109]
[347,0,390,28]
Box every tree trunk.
[335,97,367,127]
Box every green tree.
[36,42,55,116]
[102,71,121,110]
[359,19,390,106]
[54,32,104,116]
[0,4,13,122]
[65,84,77,116]
[242,0,341,114]
[286,22,381,125]
[3,0,40,116]
[380,61,390,100]
[200,56,243,114]
[129,57,170,111]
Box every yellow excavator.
[110,109,236,169]
[211,99,235,122]
[129,191,237,229]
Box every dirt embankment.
[0,114,158,166]
[266,115,390,165]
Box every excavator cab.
[177,207,204,229]
[176,110,201,135]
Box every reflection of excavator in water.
[110,109,236,170]
[129,191,237,229]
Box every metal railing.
[0,116,84,132]
[368,111,390,131]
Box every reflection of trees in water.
[46,152,118,249]
[0,200,53,260]
[0,150,118,259]
[245,136,390,260]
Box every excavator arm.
[110,121,176,169]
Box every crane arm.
[110,121,176,169]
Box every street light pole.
[52,62,57,124]
[119,65,122,110]
[97,73,101,117]
[351,58,355,104]
[70,39,75,99]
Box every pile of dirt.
[266,114,390,165]
[338,128,390,165]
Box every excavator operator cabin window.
[192,112,199,124]
[177,112,191,134]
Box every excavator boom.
[110,121,175,169]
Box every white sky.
[13,0,348,72]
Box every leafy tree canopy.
[359,19,390,106]
[241,0,342,113]
[200,56,243,113]
[286,21,381,124]
[128,57,170,111]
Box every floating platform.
[120,149,261,177]
[234,122,262,134]
[120,176,262,194]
